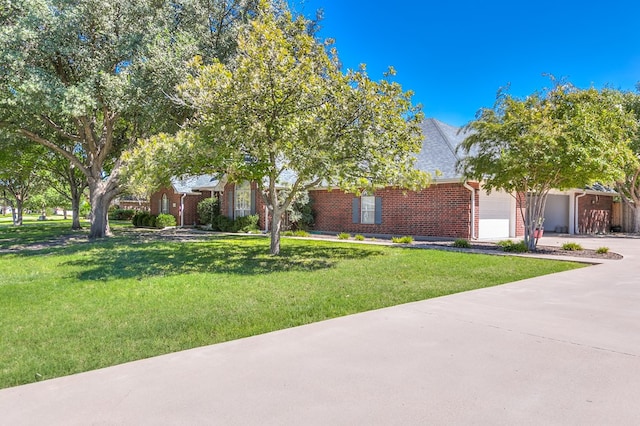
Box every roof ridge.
[430,118,460,162]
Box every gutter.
[574,192,586,234]
[180,193,187,227]
[463,182,476,240]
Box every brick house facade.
[310,183,481,239]
[150,188,213,227]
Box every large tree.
[0,0,265,238]
[616,91,640,232]
[458,83,637,250]
[130,3,428,255]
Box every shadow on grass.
[0,221,87,250]
[58,235,383,280]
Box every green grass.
[0,223,585,389]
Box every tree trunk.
[14,199,23,226]
[71,192,82,230]
[634,206,640,233]
[69,176,83,230]
[270,209,284,255]
[88,179,119,239]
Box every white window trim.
[234,182,251,218]
[361,195,375,224]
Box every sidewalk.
[1,235,639,425]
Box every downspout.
[574,192,586,235]
[463,182,476,239]
[264,205,269,233]
[180,193,187,227]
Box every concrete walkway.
[1,236,639,425]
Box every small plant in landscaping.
[452,239,471,248]
[562,242,583,251]
[354,234,365,241]
[498,240,529,253]
[392,236,413,244]
[337,232,351,240]
[155,214,177,228]
[596,246,609,254]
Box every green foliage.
[155,214,177,228]
[286,192,315,231]
[215,214,259,233]
[596,246,610,254]
[392,236,413,244]
[109,209,136,221]
[132,212,157,228]
[459,81,637,250]
[197,198,221,226]
[452,239,471,248]
[1,0,267,238]
[282,230,311,237]
[562,242,583,251]
[497,240,529,253]
[354,234,365,241]
[234,214,259,233]
[337,233,351,240]
[137,5,428,255]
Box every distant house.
[149,118,620,238]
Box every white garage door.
[479,190,512,239]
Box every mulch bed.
[412,241,623,260]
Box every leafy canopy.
[128,3,428,254]
[458,81,637,249]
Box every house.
[149,175,270,229]
[149,118,619,238]
[150,175,226,227]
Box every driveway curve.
[1,235,639,425]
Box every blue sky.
[295,1,640,126]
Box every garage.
[479,190,513,239]
[543,194,570,233]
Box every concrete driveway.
[1,235,639,425]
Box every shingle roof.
[171,174,225,194]
[415,118,471,180]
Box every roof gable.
[415,118,471,180]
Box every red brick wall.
[310,183,477,238]
[578,194,613,234]
[150,187,212,226]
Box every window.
[361,196,375,224]
[161,194,169,214]
[235,182,251,218]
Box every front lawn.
[0,226,584,389]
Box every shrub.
[233,214,259,233]
[142,214,158,228]
[132,212,150,227]
[392,236,413,244]
[197,198,221,226]
[282,230,294,236]
[337,232,350,240]
[354,234,365,241]
[214,214,259,233]
[109,208,136,221]
[216,216,235,232]
[562,242,583,251]
[498,240,529,253]
[293,230,310,237]
[596,246,609,254]
[156,214,177,228]
[452,239,471,248]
